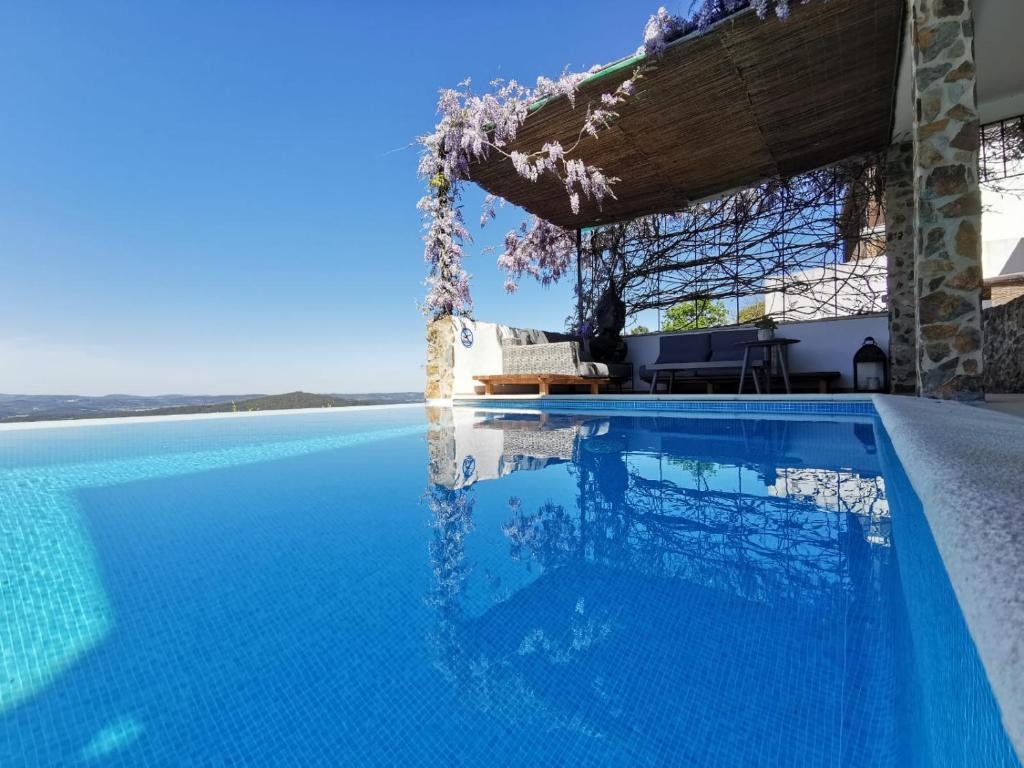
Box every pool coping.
[871,394,1024,762]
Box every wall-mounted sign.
[460,326,474,348]
[462,455,476,479]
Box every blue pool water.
[0,405,1018,766]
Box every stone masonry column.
[425,317,455,400]
[885,141,917,393]
[909,0,985,400]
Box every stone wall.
[983,294,1024,393]
[885,141,918,393]
[425,317,455,400]
[910,0,985,400]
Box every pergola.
[468,0,904,229]
[428,0,989,403]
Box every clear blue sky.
[0,1,675,395]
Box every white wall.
[624,314,890,391]
[982,176,1024,279]
[450,317,505,396]
[763,256,888,321]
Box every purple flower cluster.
[496,217,577,294]
[419,1,810,317]
[417,69,637,316]
[639,0,802,56]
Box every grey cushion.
[578,361,608,377]
[538,331,575,344]
[580,361,633,378]
[639,364,700,381]
[655,333,710,364]
[507,329,576,346]
[604,363,633,379]
[708,330,757,362]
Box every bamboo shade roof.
[468,0,905,229]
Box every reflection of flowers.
[517,598,612,663]
[503,499,577,567]
[425,483,479,697]
[427,489,609,734]
[426,484,475,610]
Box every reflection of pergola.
[427,414,898,762]
[460,0,988,400]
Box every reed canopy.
[468,0,905,229]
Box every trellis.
[570,153,890,329]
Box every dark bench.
[783,371,841,394]
[640,330,767,393]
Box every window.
[980,114,1024,183]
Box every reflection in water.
[425,483,475,687]
[79,715,144,762]
[429,409,891,595]
[424,407,900,762]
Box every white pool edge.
[870,395,1024,762]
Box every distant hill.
[0,391,423,423]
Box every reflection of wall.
[427,407,507,489]
[983,178,1024,277]
[768,469,891,546]
[427,409,609,489]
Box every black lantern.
[853,337,887,392]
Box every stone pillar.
[909,0,985,400]
[885,141,918,393]
[425,317,455,400]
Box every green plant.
[737,300,765,325]
[753,315,778,331]
[663,300,729,331]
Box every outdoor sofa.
[474,329,632,395]
[639,329,767,393]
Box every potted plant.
[754,315,778,341]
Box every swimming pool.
[0,404,1018,766]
